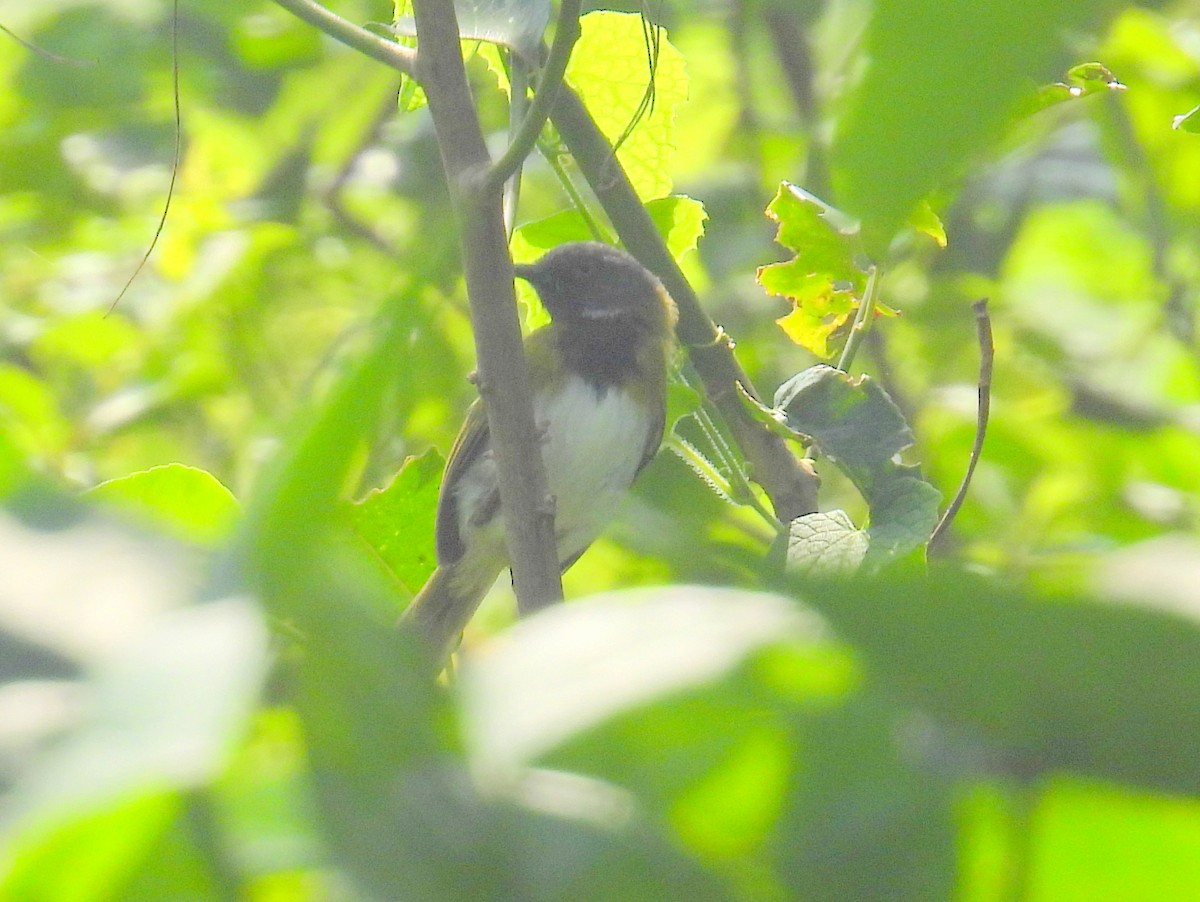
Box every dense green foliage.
[3,0,1200,898]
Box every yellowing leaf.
[771,279,856,359]
[565,11,688,200]
[758,182,866,359]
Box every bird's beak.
[512,263,537,282]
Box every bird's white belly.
[455,375,654,564]
[539,377,653,558]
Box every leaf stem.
[688,380,781,531]
[539,140,610,241]
[486,0,583,193]
[268,0,416,73]
[836,264,879,373]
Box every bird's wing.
[435,399,493,565]
[637,410,666,475]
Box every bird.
[400,241,678,661]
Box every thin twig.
[486,0,582,192]
[538,139,609,241]
[0,22,94,66]
[269,0,416,74]
[928,299,993,551]
[106,0,182,316]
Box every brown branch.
[412,0,563,614]
[928,299,993,553]
[549,85,820,523]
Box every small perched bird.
[401,242,677,660]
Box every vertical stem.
[836,264,879,373]
[413,0,563,614]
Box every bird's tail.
[400,561,499,665]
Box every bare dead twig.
[928,299,993,552]
[106,0,181,316]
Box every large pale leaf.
[565,11,688,200]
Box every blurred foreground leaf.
[801,569,1200,795]
[86,464,240,546]
[833,0,1117,249]
[1,590,267,895]
[462,586,958,900]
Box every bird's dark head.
[514,242,677,337]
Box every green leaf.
[461,585,811,773]
[349,449,442,596]
[757,183,867,359]
[646,195,708,260]
[908,201,948,248]
[565,11,688,200]
[863,474,943,569]
[802,568,1200,796]
[786,510,869,577]
[2,595,268,864]
[86,464,240,546]
[832,0,1118,251]
[774,365,913,490]
[774,367,941,566]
